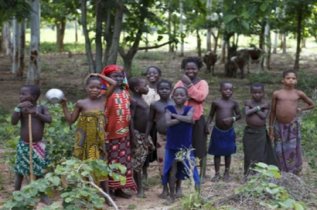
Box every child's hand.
[222,117,233,126]
[60,98,67,106]
[181,75,192,86]
[18,101,33,109]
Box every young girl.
[163,87,200,203]
[101,64,137,198]
[60,73,116,161]
[60,73,116,197]
[142,66,161,179]
[174,57,209,178]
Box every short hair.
[250,83,264,91]
[219,81,232,89]
[128,77,141,92]
[181,56,203,69]
[157,79,172,89]
[282,69,297,78]
[85,75,100,85]
[146,66,161,76]
[23,85,41,100]
[173,86,188,96]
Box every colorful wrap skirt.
[274,119,303,174]
[15,140,48,177]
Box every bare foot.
[223,172,230,181]
[211,174,221,182]
[175,188,183,198]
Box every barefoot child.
[142,66,161,181]
[101,65,137,198]
[145,79,174,198]
[129,77,155,198]
[243,83,276,176]
[12,85,52,190]
[163,87,200,203]
[60,73,116,195]
[269,70,315,174]
[206,81,241,181]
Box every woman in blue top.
[162,87,200,203]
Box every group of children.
[11,56,315,205]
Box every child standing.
[101,65,137,198]
[60,73,116,160]
[174,57,209,177]
[206,81,241,181]
[142,66,161,180]
[12,85,52,190]
[163,87,200,203]
[243,83,276,176]
[129,77,155,198]
[145,79,174,198]
[269,70,315,174]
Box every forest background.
[0,0,317,209]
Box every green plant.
[3,159,126,210]
[236,162,305,209]
[247,72,280,84]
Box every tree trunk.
[294,5,303,71]
[1,22,12,56]
[273,31,278,54]
[196,29,201,57]
[56,19,66,52]
[81,0,95,72]
[179,0,184,56]
[27,0,40,85]
[17,20,25,79]
[168,6,173,52]
[95,0,103,72]
[206,0,212,51]
[211,30,219,54]
[103,10,113,65]
[281,33,287,53]
[259,20,265,49]
[107,0,124,65]
[12,18,19,75]
[74,19,78,43]
[264,20,271,70]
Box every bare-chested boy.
[206,81,241,181]
[145,79,173,198]
[129,77,154,197]
[243,83,276,177]
[269,70,315,174]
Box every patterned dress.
[105,90,136,191]
[73,111,106,160]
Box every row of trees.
[0,0,317,84]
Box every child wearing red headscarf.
[101,65,137,198]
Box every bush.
[247,72,280,84]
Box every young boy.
[163,87,200,203]
[129,77,155,198]
[243,83,276,176]
[269,70,315,174]
[11,85,52,191]
[206,81,241,181]
[145,79,173,198]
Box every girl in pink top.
[174,56,209,178]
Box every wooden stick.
[28,114,34,181]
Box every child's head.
[85,75,102,98]
[282,69,297,87]
[219,81,233,99]
[157,79,172,100]
[129,77,149,95]
[172,87,188,105]
[145,66,161,84]
[181,57,203,80]
[20,85,41,103]
[101,65,125,87]
[250,83,264,101]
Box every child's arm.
[166,109,180,127]
[269,92,278,141]
[171,107,194,124]
[129,99,137,146]
[145,103,155,137]
[34,106,52,123]
[60,98,81,125]
[205,102,216,134]
[245,101,268,120]
[298,90,315,111]
[97,74,117,96]
[11,101,33,125]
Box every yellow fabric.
[73,111,106,161]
